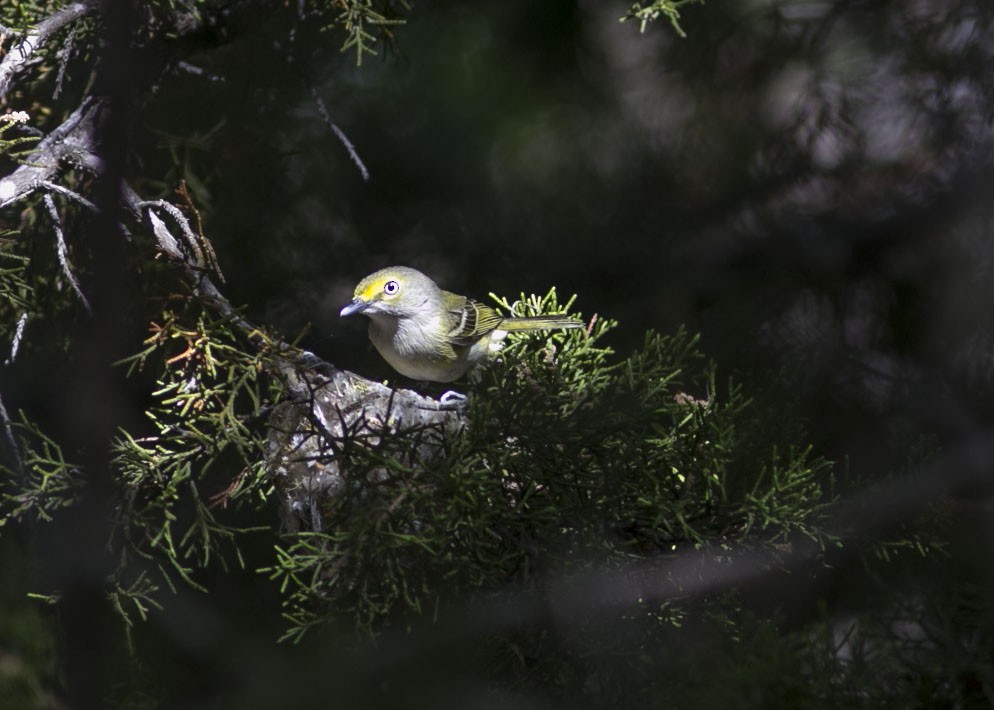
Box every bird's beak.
[340,298,369,317]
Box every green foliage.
[0,1,49,29]
[0,112,38,160]
[267,288,836,644]
[621,0,705,38]
[479,289,833,551]
[1,296,284,641]
[0,414,84,528]
[0,241,943,702]
[111,306,280,593]
[316,0,410,66]
[0,231,33,321]
[107,570,165,651]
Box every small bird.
[340,266,583,382]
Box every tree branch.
[0,83,462,534]
[44,192,92,314]
[134,194,464,531]
[309,84,370,182]
[0,98,101,208]
[0,2,95,100]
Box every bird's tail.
[499,315,584,332]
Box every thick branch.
[0,98,101,208]
[0,2,95,100]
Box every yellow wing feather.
[442,290,581,346]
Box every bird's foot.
[439,390,468,408]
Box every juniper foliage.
[264,289,836,642]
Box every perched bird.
[340,266,583,382]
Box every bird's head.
[339,266,437,319]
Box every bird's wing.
[442,292,504,346]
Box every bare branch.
[44,193,92,314]
[147,210,183,261]
[0,388,22,477]
[4,311,27,365]
[0,100,100,209]
[0,2,94,100]
[52,19,80,100]
[42,180,97,211]
[175,61,224,82]
[141,199,200,256]
[309,85,370,182]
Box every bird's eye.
[383,280,400,295]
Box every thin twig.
[175,61,224,82]
[140,199,199,247]
[147,210,183,261]
[309,85,370,182]
[41,181,98,211]
[5,311,27,365]
[140,199,210,273]
[175,181,225,283]
[52,18,78,99]
[0,388,22,477]
[44,193,92,314]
